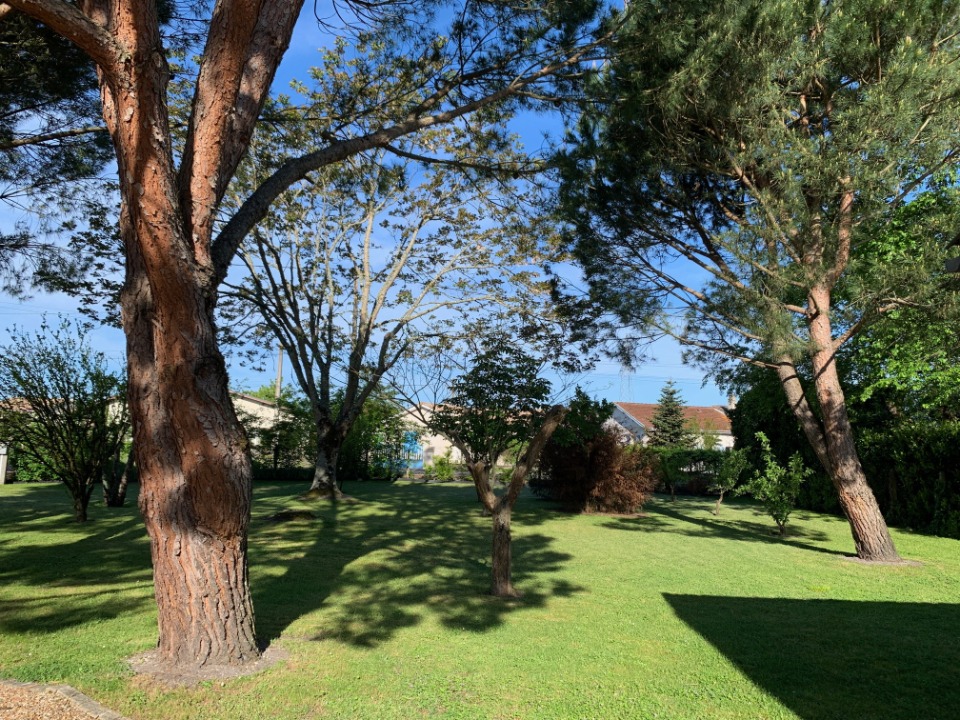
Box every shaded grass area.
[0,483,958,719]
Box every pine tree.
[554,0,960,561]
[647,381,695,448]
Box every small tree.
[710,448,749,516]
[739,433,811,536]
[0,318,128,521]
[427,343,566,597]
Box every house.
[231,391,280,431]
[609,401,735,450]
[403,403,466,468]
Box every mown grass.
[1,480,958,719]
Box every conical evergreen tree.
[647,381,695,448]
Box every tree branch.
[210,34,611,285]
[4,0,122,72]
[0,124,107,151]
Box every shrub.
[423,450,456,483]
[858,421,960,538]
[737,432,811,536]
[533,430,657,513]
[650,447,726,498]
[709,448,749,515]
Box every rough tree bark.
[306,436,343,499]
[775,301,902,563]
[807,286,900,562]
[6,0,304,668]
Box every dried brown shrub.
[533,430,657,513]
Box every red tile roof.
[614,402,732,434]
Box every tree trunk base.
[490,585,524,599]
[297,486,358,503]
[128,644,289,688]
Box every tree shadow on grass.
[251,482,582,649]
[602,496,846,557]
[664,593,960,720]
[0,483,154,634]
[0,481,580,650]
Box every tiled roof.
[614,402,732,434]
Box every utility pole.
[273,346,283,470]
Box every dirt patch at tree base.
[128,644,289,688]
[842,556,923,567]
[265,509,317,523]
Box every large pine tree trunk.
[106,8,261,667]
[809,354,900,560]
[124,259,261,666]
[785,287,901,562]
[7,0,304,671]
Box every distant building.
[609,401,735,450]
[231,391,279,431]
[403,403,466,468]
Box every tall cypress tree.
[647,381,695,448]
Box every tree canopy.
[427,341,566,596]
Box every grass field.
[1,480,958,720]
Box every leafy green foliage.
[533,389,657,513]
[547,387,615,449]
[728,368,838,513]
[710,448,749,515]
[739,433,812,536]
[338,393,416,483]
[858,422,960,539]
[534,429,657,513]
[236,386,316,470]
[219,45,564,490]
[429,343,553,467]
[0,14,111,193]
[0,317,128,521]
[651,447,725,498]
[556,0,960,541]
[423,450,457,483]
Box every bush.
[8,445,58,483]
[737,432,811,536]
[858,421,960,539]
[532,430,657,513]
[423,451,456,483]
[709,448,749,515]
[650,447,726,498]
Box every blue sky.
[0,10,730,409]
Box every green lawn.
[1,481,958,720]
